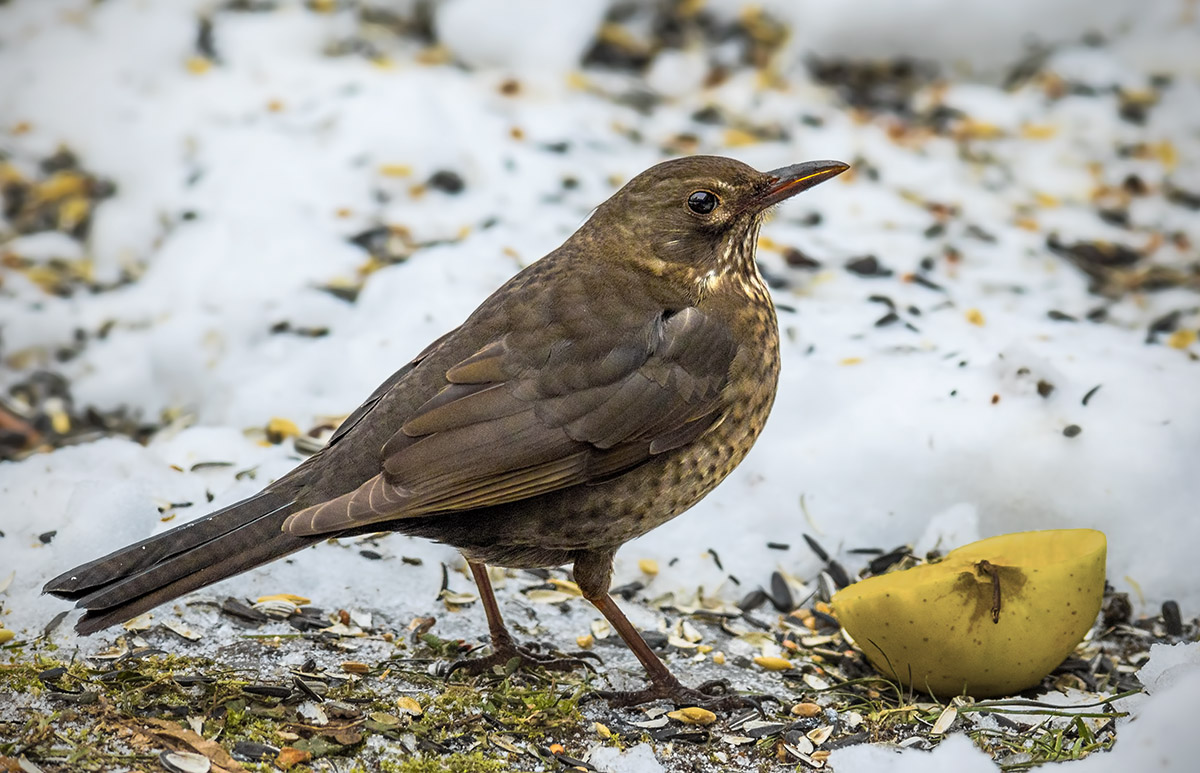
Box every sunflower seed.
[159,751,211,773]
[231,741,278,761]
[769,571,794,611]
[1162,601,1183,635]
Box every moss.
[399,671,585,746]
[378,752,513,773]
[0,614,1143,772]
[2,638,598,771]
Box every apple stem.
[976,560,1002,624]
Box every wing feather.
[284,306,739,535]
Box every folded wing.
[283,306,737,535]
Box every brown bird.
[44,155,847,708]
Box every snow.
[759,0,1144,74]
[1071,660,1200,773]
[1,0,1197,770]
[832,734,999,773]
[831,642,1200,773]
[438,0,611,73]
[1136,642,1200,696]
[589,743,667,773]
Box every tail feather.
[43,490,320,635]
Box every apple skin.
[833,529,1107,698]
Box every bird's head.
[581,155,848,299]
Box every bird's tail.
[43,489,319,635]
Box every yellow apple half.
[832,529,1106,698]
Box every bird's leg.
[444,560,600,678]
[582,590,772,710]
[575,552,777,712]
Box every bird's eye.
[687,190,719,215]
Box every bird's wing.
[323,327,458,448]
[284,307,737,535]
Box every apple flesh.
[833,529,1107,698]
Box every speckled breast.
[503,287,782,556]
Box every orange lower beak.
[754,160,850,210]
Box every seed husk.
[159,751,211,773]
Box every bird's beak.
[753,160,850,211]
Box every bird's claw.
[444,642,601,679]
[694,678,732,695]
[584,677,781,715]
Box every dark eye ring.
[687,190,719,215]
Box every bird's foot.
[445,641,601,679]
[586,676,780,714]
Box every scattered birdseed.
[826,561,851,589]
[522,589,574,604]
[161,619,202,641]
[802,535,830,562]
[121,613,154,632]
[769,571,794,612]
[791,702,821,717]
[220,596,268,622]
[867,547,912,575]
[930,705,957,734]
[395,696,423,715]
[742,719,787,737]
[188,460,234,471]
[739,588,769,612]
[668,707,717,725]
[159,751,211,773]
[631,715,670,730]
[1161,601,1183,636]
[426,169,465,194]
[256,592,310,605]
[590,618,612,640]
[276,747,312,770]
[754,655,793,671]
[244,684,291,698]
[264,417,301,443]
[845,255,893,277]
